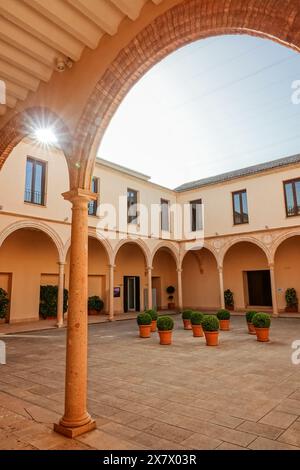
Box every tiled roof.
[175,154,300,192]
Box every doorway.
[246,270,272,307]
[123,276,140,312]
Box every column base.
[54,419,96,438]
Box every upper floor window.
[24,157,46,205]
[232,190,249,225]
[190,199,202,232]
[127,188,138,224]
[161,199,170,231]
[284,178,300,217]
[88,177,99,216]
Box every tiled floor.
[1,315,300,450]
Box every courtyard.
[1,315,300,450]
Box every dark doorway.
[247,270,272,307]
[123,276,140,312]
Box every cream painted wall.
[275,236,300,311]
[0,229,59,322]
[182,249,220,310]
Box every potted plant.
[157,315,174,345]
[202,315,219,346]
[252,312,271,342]
[137,312,152,338]
[246,310,257,335]
[145,308,158,332]
[166,286,176,310]
[285,288,298,313]
[39,285,68,319]
[216,309,231,331]
[224,289,234,310]
[0,288,9,324]
[190,311,204,337]
[182,309,193,330]
[88,295,104,315]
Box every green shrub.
[252,312,271,328]
[224,289,234,307]
[166,285,175,301]
[88,296,104,312]
[39,285,68,319]
[137,313,152,325]
[157,316,174,331]
[216,309,230,320]
[182,309,193,320]
[285,288,298,307]
[0,288,9,319]
[246,311,257,323]
[191,311,204,325]
[144,309,158,321]
[202,315,219,332]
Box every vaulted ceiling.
[0,0,162,116]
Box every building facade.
[0,137,300,324]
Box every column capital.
[218,265,223,272]
[147,265,153,271]
[57,261,66,266]
[62,188,97,204]
[177,268,183,273]
[269,263,275,269]
[109,264,116,269]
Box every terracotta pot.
[191,324,204,337]
[285,305,298,313]
[168,303,175,310]
[139,324,151,338]
[204,330,219,346]
[158,330,173,345]
[247,322,256,335]
[0,318,6,324]
[255,327,270,342]
[88,309,100,316]
[226,305,234,311]
[219,319,230,331]
[151,320,157,332]
[183,319,192,330]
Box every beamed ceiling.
[0,0,162,116]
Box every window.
[88,177,99,216]
[24,157,46,205]
[284,178,300,217]
[161,198,169,231]
[232,190,249,225]
[127,188,138,224]
[190,199,202,232]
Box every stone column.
[109,264,115,321]
[54,188,96,438]
[177,268,183,311]
[218,266,225,309]
[269,263,279,317]
[56,261,66,328]
[147,266,153,310]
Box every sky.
[98,35,300,189]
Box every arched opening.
[152,247,177,311]
[182,248,219,311]
[223,241,271,311]
[0,228,60,323]
[114,241,148,314]
[274,235,300,314]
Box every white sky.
[98,35,300,188]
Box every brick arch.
[0,107,75,185]
[74,0,300,188]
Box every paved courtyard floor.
[0,315,300,450]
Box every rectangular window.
[127,188,138,224]
[88,177,99,216]
[161,198,169,231]
[284,178,300,217]
[24,157,46,205]
[190,199,202,232]
[232,190,249,225]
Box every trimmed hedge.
[88,296,104,312]
[157,316,174,331]
[144,309,158,321]
[191,311,204,325]
[246,310,258,323]
[182,309,193,320]
[216,309,230,320]
[39,285,68,319]
[252,313,271,328]
[137,312,152,325]
[202,315,219,332]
